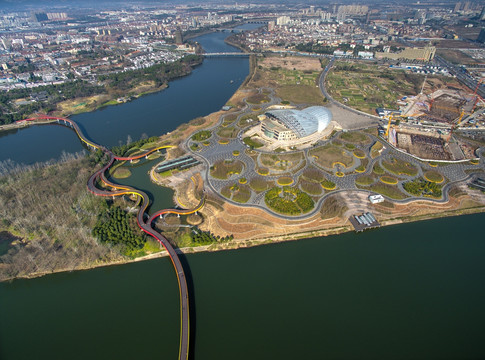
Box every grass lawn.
[210,159,244,179]
[366,183,407,200]
[112,168,132,179]
[370,141,384,159]
[382,157,418,176]
[423,170,444,183]
[355,175,375,186]
[249,177,273,192]
[340,131,371,144]
[310,144,354,168]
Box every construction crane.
[385,115,393,138]
[471,79,484,113]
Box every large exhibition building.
[260,106,333,141]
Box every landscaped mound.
[210,159,244,179]
[265,186,314,215]
[277,176,294,186]
[423,170,444,183]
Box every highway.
[17,116,193,360]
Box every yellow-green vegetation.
[365,183,407,200]
[191,130,212,142]
[335,171,344,177]
[300,180,323,195]
[326,61,423,115]
[429,161,438,167]
[265,186,314,214]
[403,178,442,198]
[370,141,384,159]
[158,170,172,177]
[380,175,398,185]
[382,157,418,176]
[249,177,272,192]
[257,167,269,176]
[373,163,385,175]
[147,153,161,160]
[243,136,264,148]
[353,149,366,159]
[238,177,247,184]
[112,168,132,179]
[221,183,252,203]
[310,143,354,168]
[340,131,371,144]
[423,170,444,183]
[233,150,240,156]
[355,175,375,186]
[210,159,244,179]
[203,141,211,146]
[345,143,356,150]
[218,139,230,145]
[469,159,479,165]
[321,179,336,190]
[277,176,294,186]
[355,165,366,173]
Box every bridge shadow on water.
[177,251,197,360]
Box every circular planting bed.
[380,175,398,185]
[355,165,366,173]
[423,170,444,183]
[218,139,229,145]
[335,171,344,177]
[232,150,240,156]
[355,175,375,186]
[186,213,203,226]
[265,186,314,215]
[238,177,247,184]
[203,141,211,146]
[469,159,479,165]
[277,176,294,186]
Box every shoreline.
[3,203,484,283]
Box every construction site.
[383,79,485,161]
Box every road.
[18,116,192,360]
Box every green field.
[326,61,423,115]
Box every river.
[1,26,485,360]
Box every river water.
[1,26,485,360]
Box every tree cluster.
[92,204,146,257]
[190,230,233,245]
[110,136,159,157]
[403,178,442,198]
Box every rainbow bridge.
[17,116,199,360]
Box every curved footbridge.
[17,116,199,360]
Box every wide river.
[1,27,485,360]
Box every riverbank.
[4,199,485,283]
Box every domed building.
[260,106,332,141]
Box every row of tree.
[191,230,233,245]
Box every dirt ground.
[259,56,322,72]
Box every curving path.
[17,116,196,360]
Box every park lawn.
[276,84,325,105]
[302,167,325,182]
[260,152,303,171]
[232,184,252,203]
[249,177,273,192]
[382,157,418,176]
[367,183,407,199]
[370,141,384,159]
[423,170,445,183]
[112,168,132,179]
[300,180,323,195]
[340,131,371,144]
[355,175,375,186]
[217,126,238,138]
[210,159,244,179]
[310,144,354,168]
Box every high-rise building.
[276,16,290,26]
